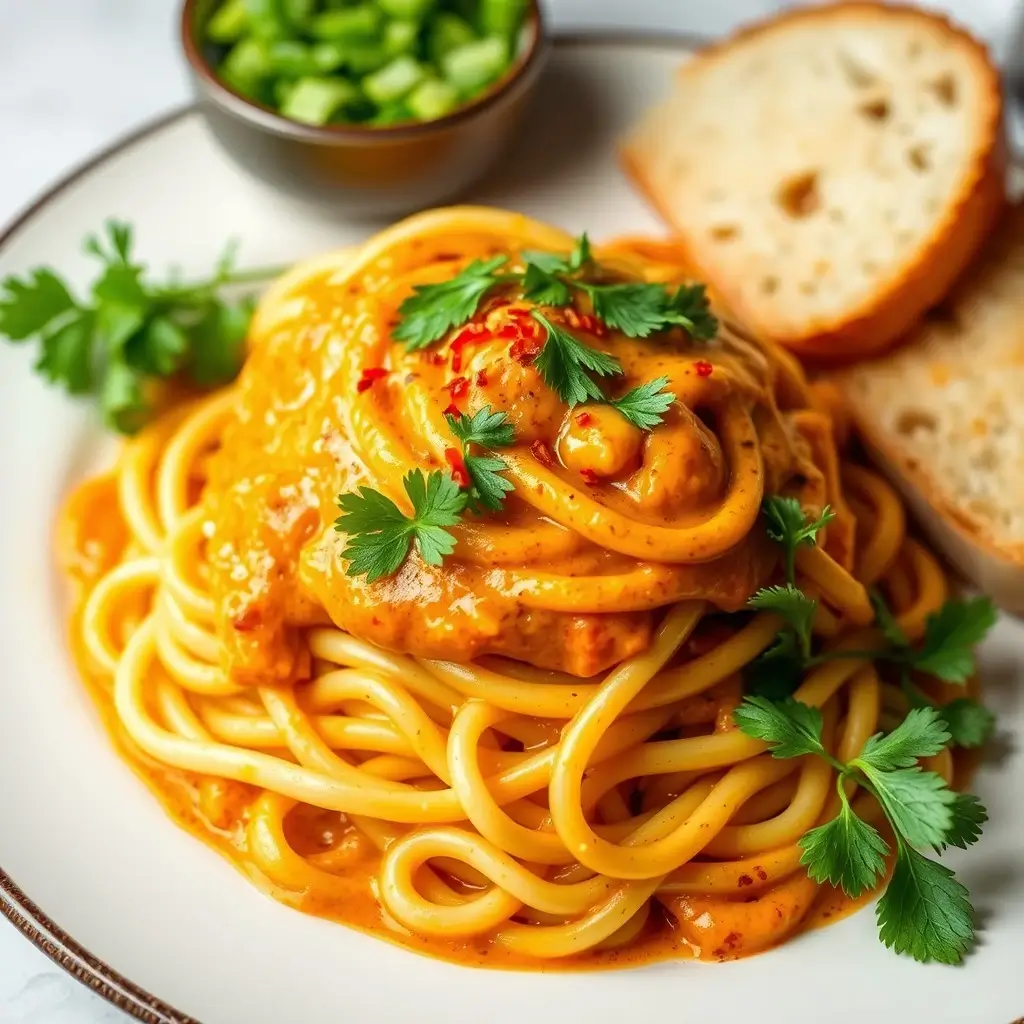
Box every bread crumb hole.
[776,172,820,219]
[929,73,957,106]
[828,209,844,223]
[709,225,739,242]
[896,410,937,435]
[907,144,930,172]
[799,281,817,296]
[858,97,890,122]
[761,276,779,295]
[907,40,922,59]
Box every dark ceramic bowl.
[180,0,549,216]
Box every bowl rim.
[179,0,548,142]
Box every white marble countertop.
[0,0,1018,1020]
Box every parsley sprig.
[444,405,516,514]
[391,232,716,424]
[0,221,284,433]
[335,469,467,583]
[745,496,997,749]
[734,699,984,964]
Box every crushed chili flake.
[444,447,470,489]
[530,440,555,467]
[232,606,262,632]
[449,322,488,372]
[694,360,714,378]
[510,334,544,366]
[357,367,389,393]
[475,370,488,387]
[447,375,469,399]
[428,351,446,366]
[575,411,592,427]
[579,468,600,485]
[496,323,520,339]
[442,403,461,418]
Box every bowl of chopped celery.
[181,0,548,214]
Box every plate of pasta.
[0,17,1022,1024]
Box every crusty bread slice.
[835,204,1024,611]
[621,2,1006,359]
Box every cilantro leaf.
[463,453,515,513]
[585,282,677,338]
[936,794,987,853]
[521,262,571,306]
[876,845,974,964]
[335,469,467,582]
[743,632,804,700]
[532,312,622,407]
[748,583,817,659]
[101,357,148,434]
[125,315,189,376]
[519,250,569,274]
[857,765,955,849]
[871,590,910,648]
[569,232,591,270]
[732,696,826,759]
[857,706,951,771]
[189,296,254,386]
[0,269,77,340]
[663,283,718,340]
[937,698,996,749]
[800,796,889,898]
[911,597,997,683]
[392,256,507,351]
[35,311,95,394]
[610,376,675,430]
[762,496,834,583]
[445,405,516,449]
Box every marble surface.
[0,0,1018,1020]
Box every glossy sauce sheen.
[202,234,838,686]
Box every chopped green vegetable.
[383,19,420,56]
[428,12,476,63]
[207,0,250,43]
[407,77,460,119]
[442,36,509,94]
[478,0,527,38]
[363,56,426,104]
[219,37,273,97]
[267,39,320,77]
[310,5,383,41]
[280,76,360,124]
[242,0,288,39]
[377,0,436,19]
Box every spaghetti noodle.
[58,207,970,967]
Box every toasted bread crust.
[620,2,1007,361]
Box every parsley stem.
[156,263,290,299]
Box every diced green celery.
[427,12,475,64]
[242,0,287,39]
[206,0,249,43]
[279,76,360,123]
[441,36,509,95]
[219,37,273,94]
[383,19,419,56]
[376,0,435,20]
[310,5,383,41]
[280,0,316,29]
[344,43,389,73]
[406,77,459,120]
[268,39,319,76]
[311,40,347,72]
[372,100,413,124]
[363,55,426,103]
[478,0,527,40]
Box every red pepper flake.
[580,468,600,486]
[577,312,606,337]
[510,334,544,366]
[475,370,488,387]
[447,375,469,399]
[357,367,389,393]
[575,411,592,427]
[694,360,714,378]
[232,606,262,632]
[444,447,470,489]
[496,323,521,340]
[737,874,754,888]
[428,351,446,366]
[755,866,768,882]
[530,440,555,467]
[442,403,461,418]
[449,322,487,372]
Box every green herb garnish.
[0,221,282,433]
[444,405,516,514]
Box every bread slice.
[621,2,1006,359]
[834,204,1024,611]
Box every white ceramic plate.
[0,35,1022,1024]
